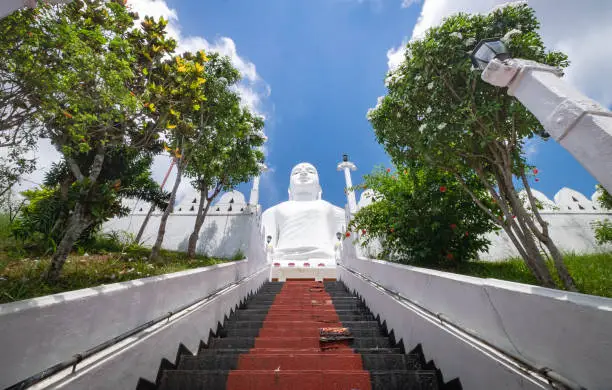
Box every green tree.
[349,164,495,264]
[148,51,211,261]
[181,53,265,257]
[368,3,576,289]
[1,0,180,280]
[0,8,43,196]
[186,106,265,257]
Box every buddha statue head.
[288,162,322,201]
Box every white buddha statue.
[261,162,345,263]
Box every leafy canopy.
[368,3,568,181]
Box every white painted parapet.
[353,188,612,261]
[479,187,612,260]
[0,212,269,388]
[339,243,612,389]
[103,190,253,259]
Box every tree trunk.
[543,238,578,291]
[46,202,91,282]
[518,173,578,291]
[490,167,555,287]
[136,158,176,244]
[135,204,155,244]
[149,164,183,261]
[187,188,211,258]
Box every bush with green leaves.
[592,185,612,245]
[592,219,612,246]
[11,149,168,254]
[349,164,495,265]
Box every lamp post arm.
[481,58,612,193]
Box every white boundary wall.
[339,243,612,390]
[0,213,269,388]
[357,187,612,261]
[480,212,612,260]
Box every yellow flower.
[169,108,179,117]
[167,123,177,129]
[196,77,206,85]
[163,144,171,151]
[194,63,204,73]
[198,50,209,62]
[177,65,187,73]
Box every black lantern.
[470,38,510,70]
[336,232,342,241]
[342,154,348,162]
[266,235,272,244]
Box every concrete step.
[197,347,406,355]
[206,336,393,350]
[370,370,441,390]
[225,326,386,338]
[179,353,364,371]
[158,370,372,390]
[361,353,424,371]
[159,369,440,390]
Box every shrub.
[349,164,496,266]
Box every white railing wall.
[339,241,612,390]
[0,213,269,388]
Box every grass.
[412,252,612,298]
[0,218,242,304]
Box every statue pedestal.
[270,259,336,281]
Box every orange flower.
[62,111,73,119]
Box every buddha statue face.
[288,162,322,201]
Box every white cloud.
[128,0,270,118]
[401,0,420,8]
[386,41,407,71]
[386,0,612,157]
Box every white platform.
[269,259,337,281]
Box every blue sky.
[26,0,611,210]
[170,0,603,210]
[173,0,417,209]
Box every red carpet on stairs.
[226,281,372,390]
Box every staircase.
[139,281,461,389]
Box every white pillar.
[249,163,268,206]
[1,0,69,19]
[337,158,358,214]
[482,58,612,192]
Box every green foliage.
[592,219,612,246]
[0,232,234,303]
[11,187,64,253]
[185,53,266,196]
[595,185,612,210]
[417,253,612,298]
[349,164,495,265]
[11,148,167,253]
[367,3,574,288]
[369,3,568,176]
[0,1,212,278]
